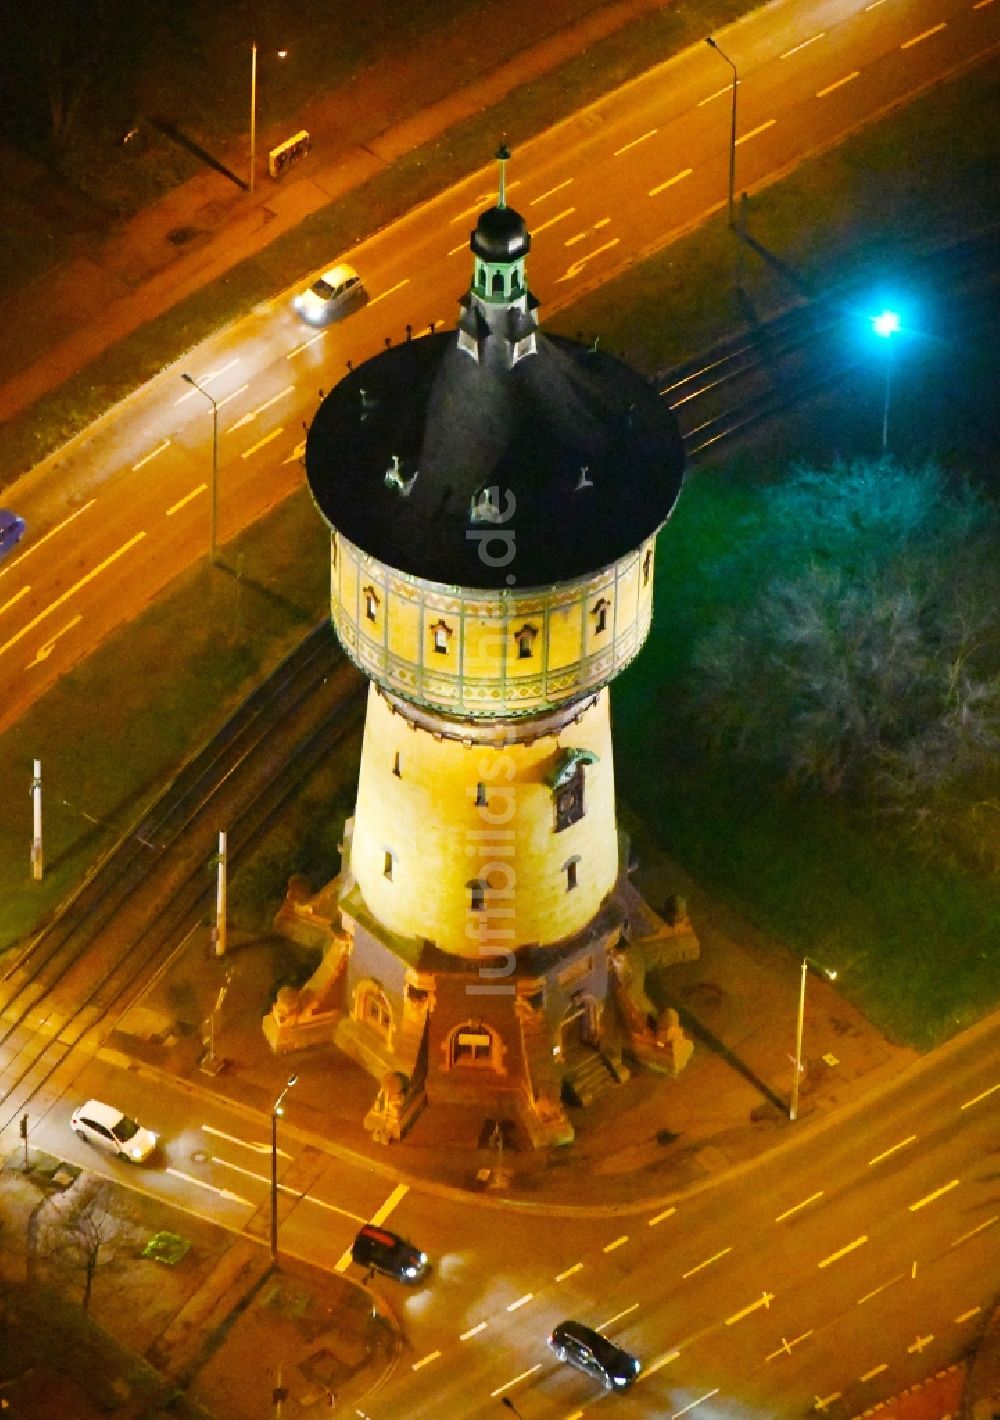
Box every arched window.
[450,1021,498,1067]
[554,762,586,832]
[356,981,392,1039]
[363,585,380,622]
[643,548,653,587]
[383,851,393,880]
[514,624,538,660]
[492,271,504,296]
[592,597,610,635]
[392,751,401,778]
[563,855,580,892]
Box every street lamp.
[790,957,837,1122]
[705,36,738,230]
[872,309,901,454]
[270,1073,298,1262]
[249,43,288,194]
[180,373,219,565]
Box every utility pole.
[250,41,258,194]
[30,758,43,880]
[214,829,227,958]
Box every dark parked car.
[548,1319,641,1390]
[0,509,25,559]
[350,1224,428,1283]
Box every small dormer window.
[431,619,453,654]
[468,880,486,912]
[564,857,580,892]
[592,598,610,635]
[383,851,393,880]
[554,762,586,832]
[514,624,538,660]
[363,585,380,622]
[643,548,653,587]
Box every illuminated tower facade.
[267,150,694,1147]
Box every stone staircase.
[560,1038,620,1108]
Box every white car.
[71,1099,158,1163]
[293,262,366,325]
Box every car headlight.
[614,1376,627,1386]
[404,1265,418,1277]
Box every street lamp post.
[706,36,738,230]
[872,309,900,454]
[270,1073,298,1262]
[249,42,257,194]
[181,373,219,565]
[790,956,837,1121]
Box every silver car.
[71,1099,158,1163]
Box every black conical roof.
[306,327,684,591]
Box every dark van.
[350,1224,428,1283]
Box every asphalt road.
[1,0,997,735]
[21,1012,999,1418]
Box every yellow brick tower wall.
[349,686,619,957]
[331,531,656,718]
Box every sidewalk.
[0,0,670,433]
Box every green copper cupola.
[459,145,539,368]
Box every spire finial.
[496,143,511,209]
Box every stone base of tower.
[267,863,699,1152]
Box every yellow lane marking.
[166,484,207,516]
[412,1350,440,1371]
[614,128,657,157]
[506,1293,533,1312]
[869,1134,917,1166]
[555,1262,583,1281]
[674,1388,720,1416]
[0,531,145,664]
[860,1363,888,1382]
[286,330,325,357]
[490,1364,541,1397]
[775,1190,824,1222]
[0,498,95,580]
[25,615,82,669]
[638,1350,680,1380]
[901,21,947,48]
[241,428,283,460]
[780,31,825,59]
[369,1182,408,1225]
[951,1216,997,1247]
[682,1246,731,1279]
[956,1306,982,1323]
[648,1206,677,1226]
[817,71,860,98]
[216,382,250,410]
[818,1234,867,1268]
[960,1081,999,1109]
[132,438,171,471]
[603,1234,629,1253]
[529,178,573,205]
[599,1303,640,1329]
[726,1290,774,1326]
[533,207,576,236]
[858,1273,905,1305]
[0,585,30,618]
[765,1331,812,1362]
[909,1179,959,1211]
[698,82,738,107]
[460,1322,488,1340]
[736,119,777,146]
[368,278,410,306]
[650,168,693,197]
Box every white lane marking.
[165,1166,252,1206]
[565,231,589,247]
[780,31,825,59]
[368,278,410,307]
[556,237,620,283]
[648,1206,677,1226]
[901,21,947,48]
[603,1234,629,1253]
[814,1392,842,1412]
[412,1351,441,1372]
[869,1134,917,1166]
[489,1364,541,1398]
[736,118,777,146]
[241,428,283,460]
[860,1363,888,1382]
[555,1262,583,1281]
[765,1331,812,1361]
[858,1273,905,1305]
[593,216,611,229]
[0,585,30,618]
[907,1333,934,1354]
[682,1246,731,1279]
[865,0,886,7]
[460,1322,488,1340]
[0,498,95,580]
[166,484,207,516]
[649,168,693,197]
[228,385,295,432]
[909,1179,959,1211]
[210,1156,366,1222]
[203,1123,289,1156]
[818,1234,867,1268]
[216,382,250,410]
[25,614,82,668]
[726,1290,774,1326]
[286,330,325,357]
[533,207,576,236]
[960,1081,1000,1109]
[614,128,657,156]
[529,178,573,204]
[447,240,468,257]
[132,438,171,471]
[639,1350,680,1380]
[951,1216,997,1247]
[205,358,240,383]
[698,82,738,107]
[817,70,860,97]
[370,1182,408,1225]
[972,0,995,9]
[955,1306,981,1323]
[506,1292,533,1312]
[282,439,307,466]
[776,1190,824,1222]
[599,1303,640,1329]
[674,1389,720,1417]
[0,531,145,664]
